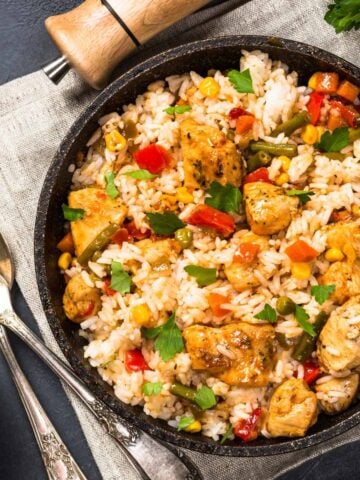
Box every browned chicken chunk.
[225,231,274,292]
[315,374,359,415]
[180,119,243,188]
[244,182,299,235]
[183,322,276,387]
[69,187,127,257]
[317,295,360,372]
[319,261,360,305]
[63,274,101,323]
[266,378,318,437]
[135,238,181,266]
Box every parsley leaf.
[194,386,217,410]
[227,69,254,94]
[62,204,85,221]
[105,172,119,199]
[205,181,242,213]
[143,313,184,362]
[146,212,185,235]
[311,284,336,305]
[254,304,277,323]
[324,0,360,33]
[184,265,217,286]
[220,423,233,445]
[286,189,315,205]
[142,382,163,396]
[164,105,192,115]
[122,169,157,180]
[110,261,132,294]
[295,305,316,337]
[177,416,195,431]
[316,127,349,152]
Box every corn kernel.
[291,262,312,280]
[162,194,177,205]
[352,205,360,216]
[184,420,202,433]
[316,126,326,142]
[105,130,127,152]
[275,173,289,186]
[308,73,319,90]
[58,252,72,271]
[278,155,291,172]
[301,124,318,145]
[199,77,220,98]
[325,248,344,262]
[131,304,151,326]
[177,187,194,204]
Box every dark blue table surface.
[1,1,359,478]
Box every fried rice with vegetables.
[58,50,360,443]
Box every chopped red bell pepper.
[111,228,130,246]
[126,221,151,240]
[233,243,260,264]
[302,360,321,385]
[285,240,319,263]
[125,349,149,373]
[133,144,171,174]
[103,278,117,296]
[330,100,360,128]
[243,167,272,185]
[78,301,95,319]
[229,107,248,120]
[306,92,325,125]
[186,204,235,237]
[234,407,262,442]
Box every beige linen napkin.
[0,0,359,478]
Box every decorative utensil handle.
[0,285,202,480]
[0,326,86,480]
[45,0,211,89]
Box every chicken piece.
[244,182,299,235]
[224,231,274,292]
[315,374,359,415]
[183,322,276,387]
[317,295,360,372]
[266,378,318,437]
[180,119,243,188]
[135,238,181,267]
[63,274,101,323]
[325,220,360,264]
[69,188,127,257]
[319,261,360,305]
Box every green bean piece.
[322,152,346,161]
[276,296,296,316]
[275,332,296,350]
[292,311,328,362]
[78,224,120,266]
[247,151,272,172]
[271,111,311,137]
[175,228,193,249]
[349,128,360,144]
[249,141,298,157]
[170,383,197,402]
[123,119,138,139]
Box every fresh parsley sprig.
[164,105,192,115]
[205,181,242,213]
[254,304,277,323]
[286,189,315,205]
[143,312,184,361]
[62,204,85,221]
[184,265,217,286]
[142,382,163,396]
[105,171,119,199]
[325,0,360,33]
[316,127,349,152]
[122,169,157,180]
[295,305,316,337]
[228,69,254,94]
[311,284,336,305]
[110,261,132,294]
[146,212,185,235]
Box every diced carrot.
[285,240,319,263]
[327,112,346,131]
[236,115,255,134]
[233,243,260,263]
[336,80,360,103]
[308,72,339,94]
[57,232,75,254]
[331,100,359,128]
[208,293,230,316]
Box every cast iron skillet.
[35,36,360,456]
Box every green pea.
[175,228,193,249]
[276,296,296,315]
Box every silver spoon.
[0,236,86,480]
[0,232,202,480]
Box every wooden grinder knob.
[45,0,211,89]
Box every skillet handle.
[45,0,211,89]
[0,283,202,480]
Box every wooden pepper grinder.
[44,0,211,89]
